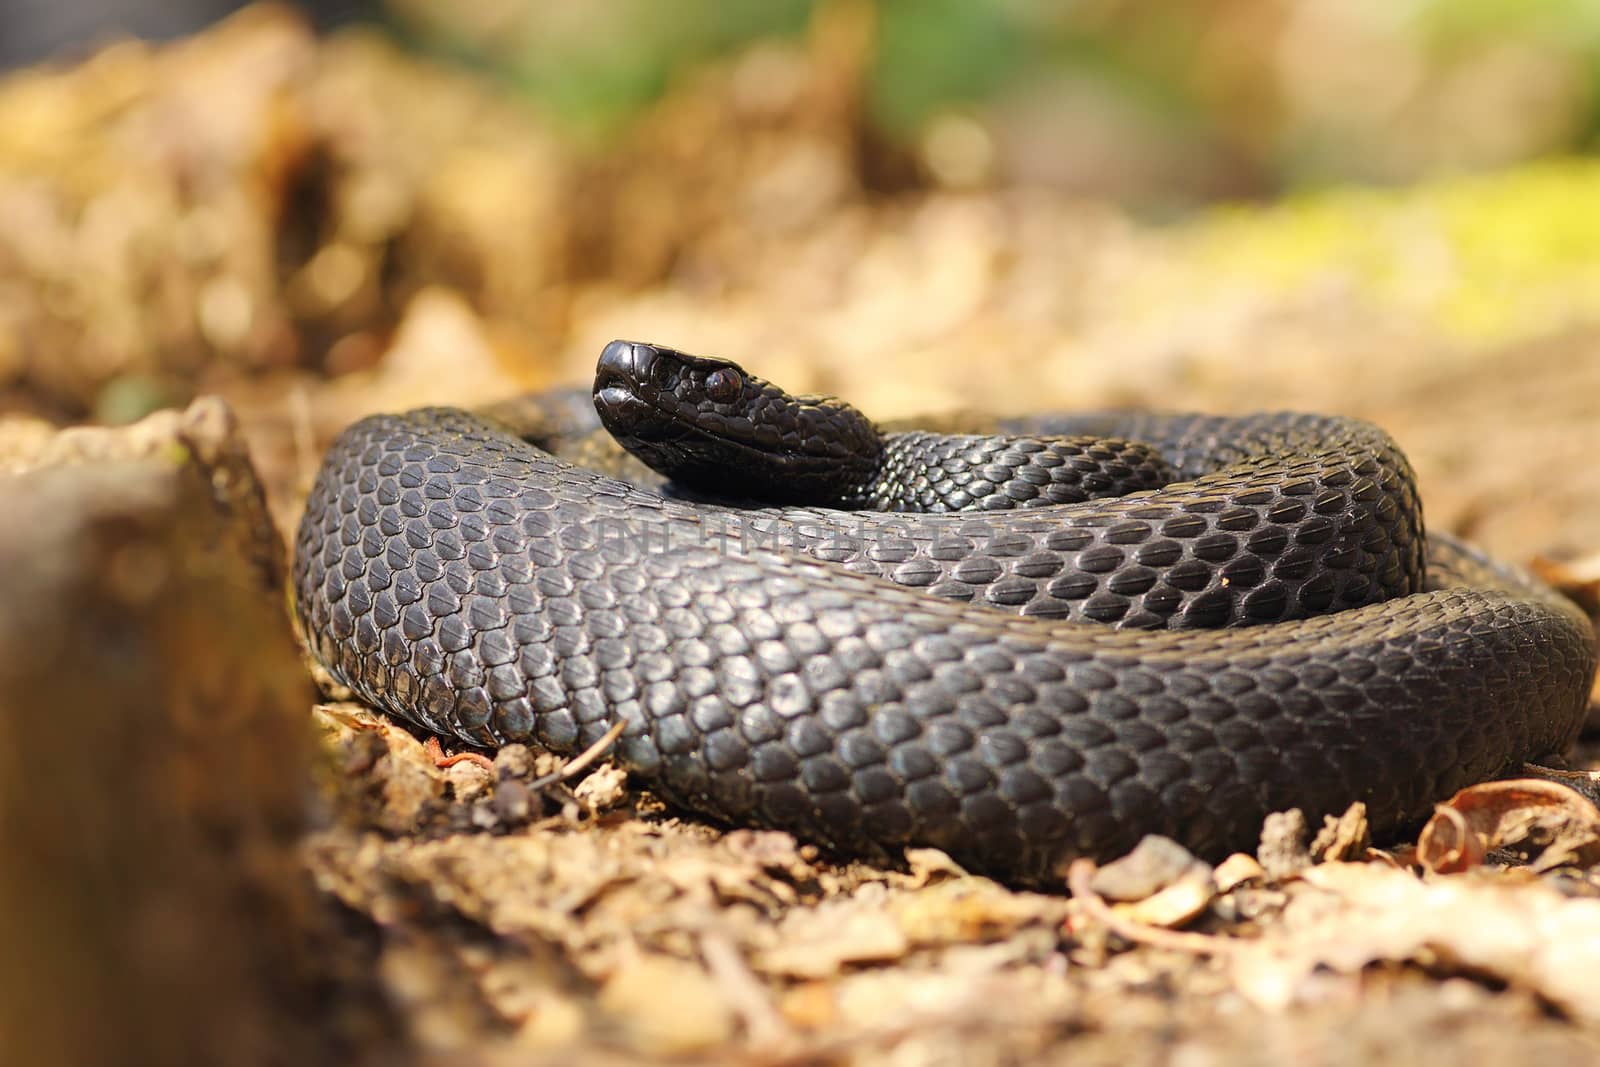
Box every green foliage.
[394,0,1600,183]
[1413,0,1600,45]
[1189,160,1600,343]
[867,0,1027,132]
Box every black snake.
[294,341,1595,882]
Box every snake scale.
[295,341,1595,882]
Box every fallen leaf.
[1524,763,1600,811]
[755,900,911,979]
[1112,867,1216,929]
[1418,778,1600,874]
[1213,853,1266,893]
[1531,551,1600,616]
[1309,803,1370,863]
[903,848,968,885]
[1231,862,1600,1024]
[890,878,1068,945]
[1065,860,1235,956]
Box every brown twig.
[528,720,628,790]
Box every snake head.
[593,340,884,505]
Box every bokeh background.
[2,0,1598,546]
[12,0,1600,194]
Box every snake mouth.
[594,341,669,422]
[593,375,638,413]
[593,341,664,428]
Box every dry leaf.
[1531,551,1600,616]
[890,878,1068,945]
[1231,862,1600,1024]
[1418,778,1600,874]
[903,848,969,885]
[1213,853,1267,893]
[1112,867,1217,929]
[1309,803,1370,863]
[755,901,911,979]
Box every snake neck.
[835,431,1176,512]
[587,341,1181,512]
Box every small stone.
[1090,835,1212,901]
[495,743,538,780]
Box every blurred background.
[2,0,1598,555]
[9,0,1600,196]
[367,0,1600,196]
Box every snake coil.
[295,341,1594,882]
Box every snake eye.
[704,368,743,404]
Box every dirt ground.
[4,8,1600,1066]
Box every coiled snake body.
[295,342,1595,882]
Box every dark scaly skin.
[294,355,1596,884]
[591,341,1177,511]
